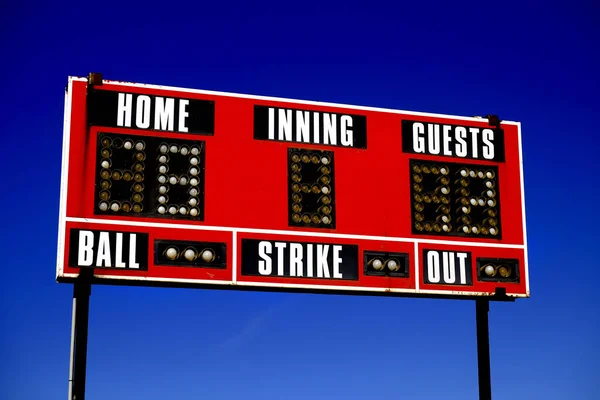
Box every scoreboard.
[56,75,529,300]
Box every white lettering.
[412,122,425,153]
[469,128,479,158]
[258,241,272,275]
[313,112,320,144]
[427,124,440,154]
[456,252,468,284]
[154,97,175,131]
[117,93,132,127]
[332,245,343,279]
[274,242,286,276]
[96,232,111,267]
[289,243,303,277]
[427,251,440,283]
[316,244,330,278]
[296,111,310,143]
[178,99,189,132]
[115,233,126,268]
[442,251,456,284]
[268,107,275,140]
[77,231,94,266]
[135,95,151,129]
[482,129,495,160]
[443,125,452,156]
[323,114,337,145]
[306,243,314,277]
[278,109,292,141]
[340,115,353,146]
[455,127,468,157]
[128,234,139,269]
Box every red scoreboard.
[56,75,529,300]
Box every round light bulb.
[101,160,110,168]
[158,205,166,214]
[159,144,168,154]
[442,215,449,223]
[190,178,198,186]
[487,190,494,197]
[478,171,484,178]
[123,141,133,150]
[169,206,177,214]
[463,226,470,233]
[189,198,198,206]
[184,249,196,261]
[180,147,189,155]
[158,196,166,204]
[387,260,399,271]
[372,259,383,270]
[189,188,198,196]
[472,226,479,233]
[166,247,178,260]
[189,167,198,176]
[478,199,485,206]
[170,145,178,153]
[484,265,495,276]
[190,208,199,217]
[201,250,214,262]
[169,176,177,185]
[470,198,477,206]
[158,175,167,184]
[191,147,199,155]
[322,186,330,194]
[440,167,448,175]
[321,157,329,164]
[158,155,167,163]
[135,142,144,151]
[441,187,449,194]
[486,181,493,188]
[442,224,450,232]
[110,202,119,212]
[486,171,494,178]
[158,165,167,174]
[460,169,468,177]
[158,186,167,194]
[190,157,199,166]
[179,207,187,214]
[99,202,108,211]
[180,177,188,185]
[490,227,497,235]
[322,216,330,224]
[469,170,476,177]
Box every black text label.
[423,249,472,285]
[68,228,149,270]
[402,120,505,162]
[254,105,367,148]
[88,90,215,135]
[241,239,358,280]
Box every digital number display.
[410,159,501,239]
[288,148,336,228]
[94,132,205,220]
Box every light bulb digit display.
[94,132,205,220]
[410,159,501,239]
[288,148,336,228]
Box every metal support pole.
[476,299,492,400]
[68,279,91,400]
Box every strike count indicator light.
[364,251,409,277]
[94,133,206,220]
[410,159,501,239]
[288,148,336,229]
[477,258,519,283]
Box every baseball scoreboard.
[56,75,529,299]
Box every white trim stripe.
[517,122,530,295]
[64,217,526,249]
[414,242,420,291]
[232,231,237,283]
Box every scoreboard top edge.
[67,76,522,126]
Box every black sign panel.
[254,105,367,148]
[422,249,472,286]
[402,120,505,162]
[87,89,215,135]
[241,239,359,280]
[68,228,149,270]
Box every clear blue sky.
[1,1,599,399]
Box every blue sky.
[1,1,599,399]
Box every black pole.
[476,299,492,400]
[68,278,91,400]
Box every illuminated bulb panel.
[409,159,501,239]
[154,240,226,268]
[94,132,205,220]
[364,251,409,277]
[288,148,336,229]
[476,258,519,283]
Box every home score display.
[56,76,529,299]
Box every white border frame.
[56,76,529,298]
